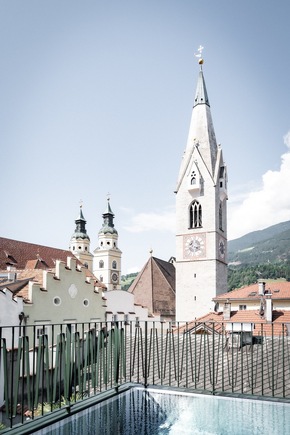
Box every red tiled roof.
[214,281,290,301]
[0,237,72,270]
[0,238,107,297]
[178,310,290,336]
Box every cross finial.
[107,192,110,202]
[79,199,83,209]
[194,45,204,67]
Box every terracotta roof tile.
[177,310,290,337]
[214,281,290,301]
[0,237,73,270]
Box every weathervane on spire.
[195,45,204,68]
[107,192,111,202]
[79,199,83,209]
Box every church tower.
[93,199,122,290]
[69,206,93,271]
[175,53,228,321]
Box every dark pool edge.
[1,382,138,435]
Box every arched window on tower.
[112,260,117,269]
[190,171,197,185]
[219,202,223,231]
[189,200,202,229]
[99,260,104,268]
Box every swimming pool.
[33,387,290,435]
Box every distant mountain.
[228,221,290,266]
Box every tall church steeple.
[93,198,122,290]
[70,205,93,271]
[175,52,228,321]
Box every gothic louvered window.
[189,200,202,228]
[99,260,104,268]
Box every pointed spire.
[193,45,209,107]
[72,205,90,240]
[194,70,210,107]
[175,49,218,191]
[99,197,118,235]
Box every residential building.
[180,281,290,338]
[0,237,106,331]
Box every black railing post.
[144,321,148,388]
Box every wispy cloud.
[228,131,290,240]
[123,209,175,233]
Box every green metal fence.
[1,320,290,433]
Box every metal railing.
[1,320,290,432]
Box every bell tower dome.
[69,205,93,271]
[93,198,122,290]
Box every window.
[100,275,103,282]
[83,299,89,307]
[219,202,223,230]
[99,260,104,268]
[189,200,202,228]
[53,296,61,306]
[239,305,247,311]
[112,260,117,269]
[190,171,197,185]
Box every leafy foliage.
[227,220,290,290]
[121,272,138,290]
[228,263,290,291]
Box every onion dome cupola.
[69,205,93,271]
[72,206,90,241]
[99,199,118,236]
[93,198,122,291]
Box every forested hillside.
[228,221,290,290]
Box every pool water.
[34,388,290,435]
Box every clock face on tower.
[184,234,206,258]
[111,272,119,284]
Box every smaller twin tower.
[175,54,228,321]
[69,199,122,291]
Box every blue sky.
[1,1,290,274]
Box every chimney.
[7,266,17,281]
[223,301,231,320]
[265,294,272,322]
[258,281,265,296]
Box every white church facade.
[69,200,122,291]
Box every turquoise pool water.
[34,388,290,435]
